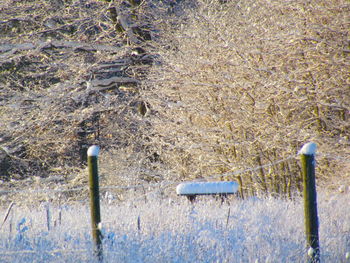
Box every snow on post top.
[299,142,317,155]
[87,145,100,157]
[176,181,238,195]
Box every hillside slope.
[0,0,349,201]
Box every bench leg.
[186,195,196,203]
[219,194,229,205]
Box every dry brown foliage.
[0,0,349,202]
[0,0,172,194]
[142,0,350,196]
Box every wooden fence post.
[88,145,103,262]
[300,142,320,262]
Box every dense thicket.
[0,0,171,191]
[143,0,350,196]
[0,0,348,198]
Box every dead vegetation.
[0,0,173,200]
[0,0,349,202]
[142,0,350,196]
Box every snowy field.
[0,191,349,263]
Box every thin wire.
[318,153,349,163]
[0,186,87,195]
[206,154,297,180]
[0,152,337,196]
[0,249,88,256]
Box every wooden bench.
[176,181,238,203]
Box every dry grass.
[1,191,350,262]
[142,0,350,196]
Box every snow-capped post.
[87,145,103,262]
[300,142,320,263]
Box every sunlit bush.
[143,0,350,196]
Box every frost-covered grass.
[0,192,349,262]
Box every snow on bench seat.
[176,181,238,201]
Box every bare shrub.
[143,0,350,196]
[0,0,163,186]
[1,0,348,199]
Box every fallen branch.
[90,76,140,91]
[0,40,121,56]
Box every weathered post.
[300,142,320,262]
[87,145,103,262]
